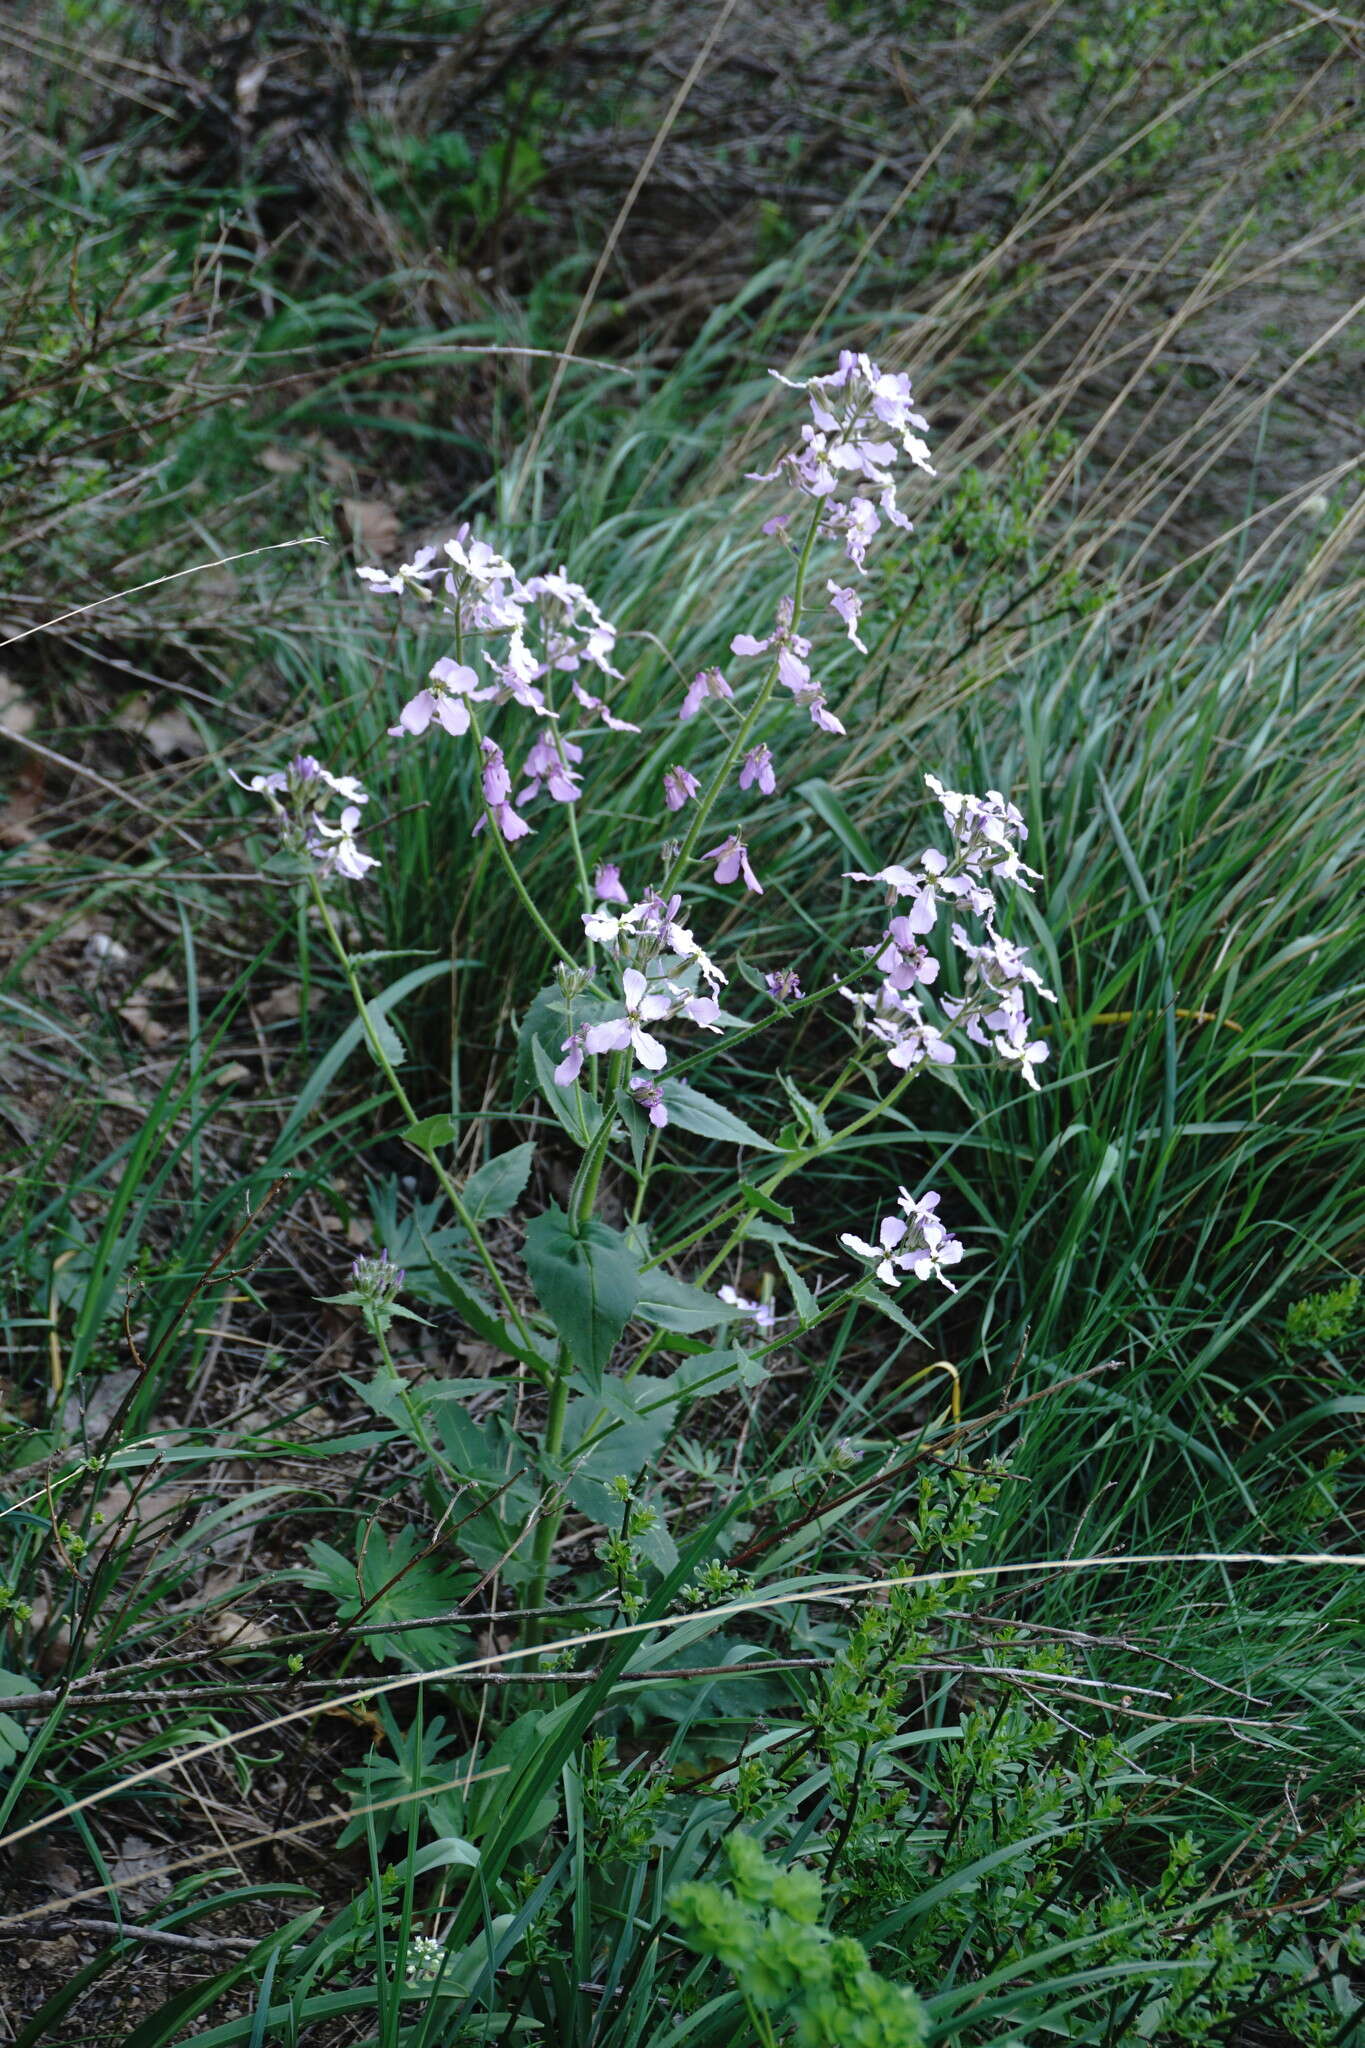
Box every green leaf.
[299,1526,470,1671]
[403,1112,457,1149]
[363,1001,406,1068]
[659,1078,782,1152]
[513,984,566,1108]
[741,1181,795,1223]
[777,1071,831,1145]
[798,775,879,872]
[521,1207,641,1391]
[464,1709,563,1846]
[421,1230,552,1373]
[462,1142,535,1224]
[634,1265,744,1335]
[531,1036,601,1149]
[0,1669,37,1768]
[769,1240,818,1325]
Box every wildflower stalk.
[304,872,547,1379]
[525,1049,628,1639]
[466,708,579,970]
[662,501,824,889]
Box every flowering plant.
[233,347,1056,1629]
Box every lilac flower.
[390,656,491,739]
[476,739,532,842]
[581,890,726,994]
[235,756,369,806]
[844,863,940,933]
[827,580,868,653]
[664,765,701,812]
[571,680,640,733]
[518,727,583,805]
[718,1285,777,1336]
[522,569,621,679]
[739,744,777,796]
[235,757,377,883]
[840,1187,963,1291]
[797,687,846,735]
[680,667,734,722]
[731,598,812,695]
[842,982,955,1071]
[309,805,380,882]
[756,352,934,570]
[486,631,551,714]
[583,967,673,1070]
[765,967,804,1002]
[356,546,441,599]
[594,863,629,904]
[867,916,940,990]
[630,1076,669,1129]
[674,988,722,1030]
[924,774,1039,890]
[444,532,517,586]
[703,835,763,894]
[554,1029,589,1087]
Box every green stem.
[524,1356,572,1645]
[306,875,545,1374]
[460,692,578,969]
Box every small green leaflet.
[463,1143,535,1224]
[741,1181,795,1223]
[403,1113,457,1149]
[521,1207,641,1391]
[363,1001,406,1069]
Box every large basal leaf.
[521,1206,641,1390]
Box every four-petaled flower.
[630,1076,669,1129]
[703,835,763,893]
[679,667,734,722]
[559,967,674,1080]
[594,862,629,904]
[663,765,701,811]
[390,657,491,740]
[739,744,777,796]
[310,804,381,881]
[518,728,583,805]
[827,580,868,652]
[476,739,532,841]
[765,967,803,1002]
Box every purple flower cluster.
[840,1188,964,1291]
[358,525,635,841]
[840,771,1053,1088]
[554,880,727,1106]
[668,351,931,905]
[233,755,379,882]
[730,597,845,738]
[761,349,935,573]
